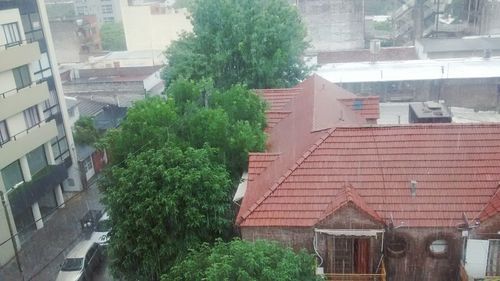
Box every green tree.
[167,79,266,176]
[100,22,126,51]
[162,239,321,281]
[73,116,100,145]
[103,97,180,165]
[101,145,232,280]
[164,0,310,90]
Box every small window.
[102,4,113,14]
[2,22,21,47]
[1,161,24,191]
[24,106,40,129]
[0,120,9,145]
[26,145,48,176]
[13,65,32,90]
[429,239,448,255]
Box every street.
[0,179,114,281]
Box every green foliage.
[103,97,180,165]
[373,21,392,31]
[164,0,310,90]
[73,117,100,145]
[100,23,126,51]
[162,239,321,281]
[102,145,232,280]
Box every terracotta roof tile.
[239,123,500,228]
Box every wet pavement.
[0,178,112,281]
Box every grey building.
[0,0,80,266]
[74,0,122,25]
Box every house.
[237,75,500,281]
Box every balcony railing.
[324,260,386,281]
[0,122,43,148]
[0,39,34,51]
[7,163,68,217]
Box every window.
[32,53,52,81]
[429,239,448,256]
[13,65,32,90]
[2,22,21,47]
[1,160,24,191]
[26,145,48,176]
[102,4,113,14]
[0,120,9,145]
[487,240,500,276]
[76,6,88,16]
[23,106,40,129]
[83,157,93,173]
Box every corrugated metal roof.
[239,123,500,228]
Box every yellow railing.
[324,260,386,281]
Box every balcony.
[0,82,49,121]
[0,120,58,169]
[324,260,386,281]
[7,164,68,217]
[0,40,40,73]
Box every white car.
[91,212,111,247]
[56,240,102,281]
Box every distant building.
[119,0,191,51]
[74,0,122,25]
[292,0,364,51]
[416,36,500,59]
[61,65,164,107]
[408,101,452,123]
[87,49,165,68]
[0,0,81,266]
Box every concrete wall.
[63,80,145,94]
[48,20,81,63]
[120,1,192,51]
[340,77,500,110]
[241,205,464,281]
[294,0,365,52]
[481,1,500,35]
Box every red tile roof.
[338,97,380,120]
[239,76,380,223]
[238,123,500,228]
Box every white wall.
[6,112,28,137]
[143,69,162,92]
[0,71,17,97]
[120,1,192,51]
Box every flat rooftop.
[316,57,500,83]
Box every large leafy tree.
[164,0,309,90]
[102,145,232,280]
[73,117,100,145]
[162,239,321,281]
[100,22,127,51]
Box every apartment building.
[0,0,80,266]
[74,0,122,25]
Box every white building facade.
[0,0,81,266]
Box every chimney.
[410,180,417,197]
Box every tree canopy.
[162,239,320,281]
[100,22,127,51]
[73,116,100,145]
[102,145,232,280]
[164,0,310,90]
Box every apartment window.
[13,65,32,90]
[33,53,52,81]
[2,22,21,47]
[76,6,88,16]
[0,120,9,145]
[24,106,40,129]
[26,145,48,176]
[1,160,24,192]
[102,4,113,14]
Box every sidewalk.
[0,179,103,281]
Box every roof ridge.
[238,128,337,225]
[477,184,500,221]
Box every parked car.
[91,212,111,247]
[56,240,102,281]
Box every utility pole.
[0,191,24,280]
